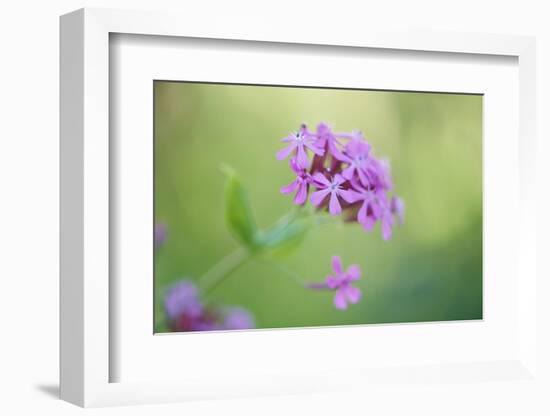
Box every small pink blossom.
[341,138,372,186]
[276,129,324,169]
[326,256,362,310]
[280,158,311,205]
[370,158,393,191]
[310,173,358,215]
[354,188,383,232]
[164,280,256,332]
[221,307,255,330]
[315,122,346,161]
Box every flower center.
[364,190,376,200]
[354,154,368,166]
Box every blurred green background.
[154,81,482,331]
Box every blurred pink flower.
[326,256,362,310]
[164,280,256,332]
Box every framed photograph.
[152,81,481,334]
[60,8,538,407]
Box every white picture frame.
[60,7,538,407]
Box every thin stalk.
[199,247,251,296]
[254,256,307,287]
[197,208,335,298]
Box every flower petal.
[164,281,202,320]
[334,288,348,310]
[357,200,370,228]
[339,189,361,204]
[328,141,346,161]
[280,179,299,194]
[328,192,342,215]
[357,166,370,187]
[306,142,325,156]
[293,182,308,205]
[344,285,361,304]
[222,307,255,330]
[289,158,303,174]
[333,173,346,185]
[331,256,343,274]
[381,212,393,240]
[312,172,330,187]
[276,143,296,160]
[310,188,330,206]
[341,165,355,181]
[296,145,309,168]
[371,200,383,219]
[347,265,361,281]
[349,175,364,192]
[361,216,376,231]
[391,196,405,225]
[326,274,340,289]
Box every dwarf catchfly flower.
[308,256,362,310]
[310,173,358,216]
[276,127,324,169]
[164,279,256,332]
[280,158,312,205]
[276,122,404,240]
[326,256,362,310]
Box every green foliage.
[222,165,260,249]
[258,214,311,257]
[222,165,310,255]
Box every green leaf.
[259,215,311,256]
[222,165,259,248]
[221,165,311,255]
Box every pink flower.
[164,280,256,332]
[315,122,346,161]
[310,173,358,215]
[221,307,255,330]
[370,158,393,191]
[280,158,311,205]
[275,122,404,240]
[350,186,395,240]
[164,281,203,323]
[341,138,372,186]
[326,256,362,310]
[354,188,383,232]
[276,129,324,169]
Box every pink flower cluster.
[164,280,255,332]
[277,122,404,240]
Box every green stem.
[197,208,335,299]
[199,247,251,296]
[254,257,307,287]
